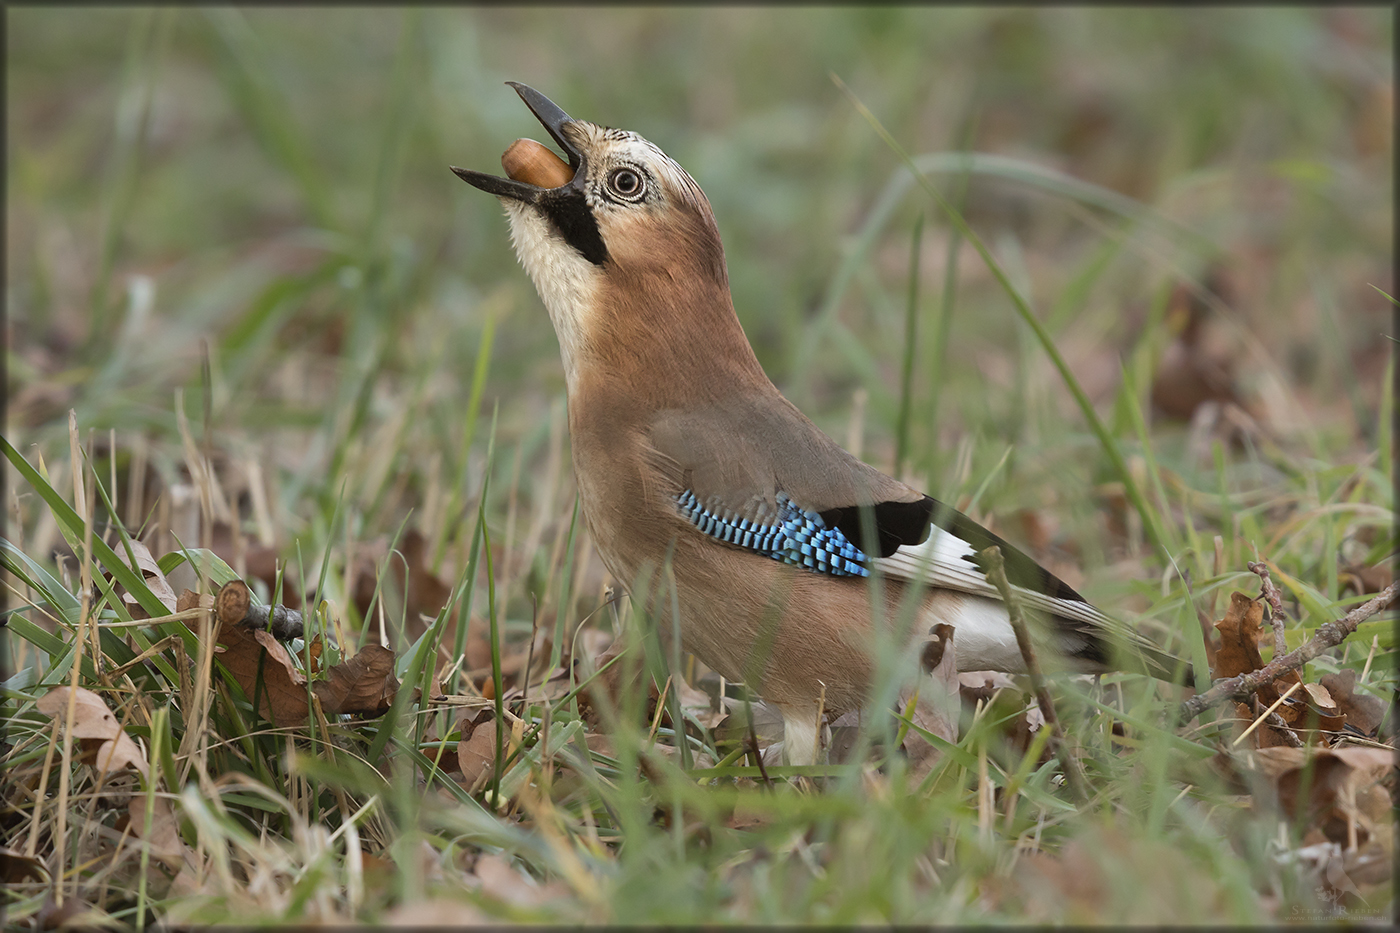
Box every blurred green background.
[7,6,1393,581]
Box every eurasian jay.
[454,84,1187,765]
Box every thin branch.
[1179,581,1398,722]
[1258,703,1304,749]
[244,603,303,640]
[1248,560,1287,659]
[217,578,303,639]
[1232,682,1302,748]
[976,546,1088,803]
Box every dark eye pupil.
[613,170,639,195]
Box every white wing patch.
[873,528,1153,652]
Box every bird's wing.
[645,395,1188,680]
[647,394,1082,596]
[875,516,1182,676]
[645,393,929,571]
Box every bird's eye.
[607,167,645,200]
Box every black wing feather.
[822,495,1088,604]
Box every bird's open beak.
[451,82,583,203]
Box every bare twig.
[1179,581,1399,722]
[216,578,303,639]
[1259,707,1304,749]
[975,546,1088,803]
[1232,682,1302,747]
[1248,560,1287,659]
[244,604,303,640]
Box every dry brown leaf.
[1319,669,1388,737]
[463,618,493,670]
[176,589,215,614]
[114,540,177,618]
[0,847,47,884]
[1212,592,1267,680]
[1295,682,1346,734]
[36,686,122,740]
[1301,682,1337,713]
[1339,559,1398,605]
[307,635,324,674]
[577,643,658,731]
[94,732,148,780]
[312,645,398,716]
[469,628,553,701]
[1009,823,1215,923]
[457,720,500,792]
[583,732,616,759]
[1213,591,1306,747]
[1251,746,1396,849]
[128,795,200,874]
[725,798,779,831]
[215,620,309,727]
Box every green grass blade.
[894,213,923,477]
[834,74,1169,557]
[3,435,178,622]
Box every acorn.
[501,138,575,188]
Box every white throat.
[503,200,599,388]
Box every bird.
[453,83,1189,765]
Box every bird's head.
[454,83,762,398]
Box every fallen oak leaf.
[1300,681,1337,713]
[381,899,492,926]
[1296,681,1346,734]
[1339,558,1398,606]
[1320,669,1388,737]
[111,539,177,618]
[1212,592,1301,745]
[1148,278,1244,422]
[1181,581,1400,723]
[215,618,310,727]
[1213,592,1300,696]
[128,795,200,874]
[35,892,105,931]
[0,847,47,884]
[1250,745,1395,848]
[175,589,215,614]
[457,712,502,792]
[36,686,123,740]
[312,645,398,716]
[349,528,456,646]
[94,731,148,779]
[36,686,149,779]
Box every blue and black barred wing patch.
[675,490,869,577]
